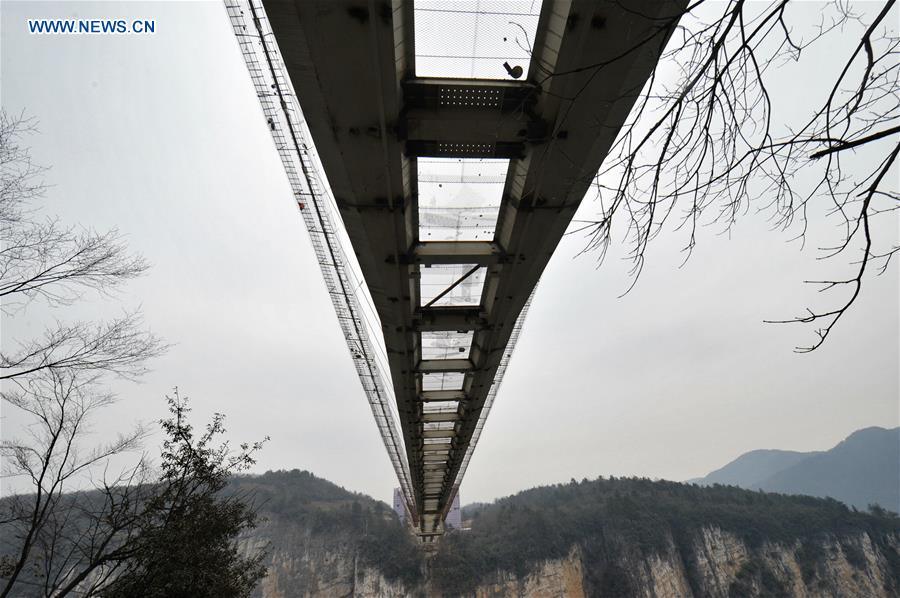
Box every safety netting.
[421,330,474,360]
[418,158,508,242]
[414,0,543,80]
[422,372,466,391]
[419,264,487,307]
[225,0,416,514]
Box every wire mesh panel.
[422,401,461,412]
[418,158,507,242]
[422,372,466,391]
[414,0,543,79]
[421,331,474,359]
[424,421,456,431]
[452,289,535,489]
[225,0,415,516]
[420,264,486,307]
[423,437,453,445]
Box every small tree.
[0,370,148,596]
[99,392,269,598]
[0,111,266,596]
[0,389,268,597]
[0,108,163,597]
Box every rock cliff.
[249,525,899,597]
[236,472,899,597]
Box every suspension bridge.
[226,0,684,541]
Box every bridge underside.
[261,0,684,538]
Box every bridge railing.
[224,0,417,518]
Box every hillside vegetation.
[431,476,900,596]
[228,470,423,592]
[10,468,895,596]
[228,469,900,596]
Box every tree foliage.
[431,477,900,595]
[0,391,269,597]
[0,112,266,596]
[98,392,268,598]
[229,470,424,589]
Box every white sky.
[1,1,897,505]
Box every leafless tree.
[0,370,150,597]
[0,110,165,595]
[568,0,898,351]
[0,112,265,596]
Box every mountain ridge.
[689,426,900,511]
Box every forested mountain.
[227,470,422,596]
[690,427,900,512]
[5,468,898,596]
[234,470,900,597]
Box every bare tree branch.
[1,314,165,382]
[574,0,898,350]
[0,110,165,383]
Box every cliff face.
[466,546,586,598]
[430,528,898,598]
[233,472,900,598]
[244,519,417,598]
[649,527,896,598]
[246,525,899,597]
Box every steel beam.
[413,307,485,332]
[417,359,473,373]
[401,79,545,155]
[420,389,466,402]
[412,241,503,266]
[422,412,459,423]
[403,78,536,112]
[422,444,450,458]
[422,429,455,439]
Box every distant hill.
[690,427,900,512]
[687,449,818,487]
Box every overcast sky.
[2,1,897,506]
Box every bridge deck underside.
[262,0,684,537]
